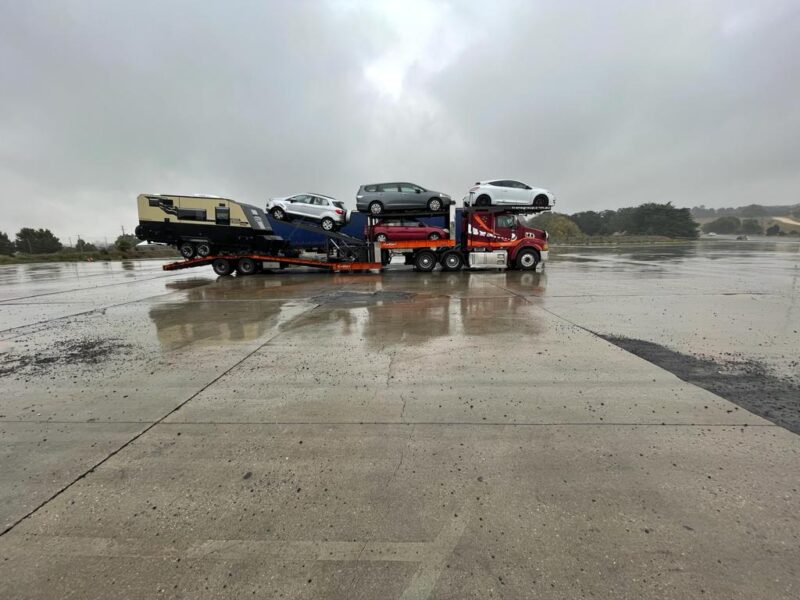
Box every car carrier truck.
[152,198,550,275]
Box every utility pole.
[121,225,126,237]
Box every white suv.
[464,180,554,208]
[267,193,349,231]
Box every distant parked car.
[464,180,554,208]
[267,193,348,231]
[371,218,449,242]
[356,182,452,215]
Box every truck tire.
[440,251,463,271]
[196,242,212,257]
[179,242,196,259]
[381,250,392,266]
[212,258,233,276]
[414,250,437,272]
[236,257,257,276]
[515,249,539,271]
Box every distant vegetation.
[691,203,800,237]
[0,228,176,264]
[530,202,698,243]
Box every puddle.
[309,291,415,308]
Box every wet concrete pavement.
[0,243,798,599]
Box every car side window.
[399,184,417,193]
[508,181,529,189]
[489,181,506,187]
[379,183,398,192]
[311,197,328,206]
[291,195,309,204]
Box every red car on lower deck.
[369,217,449,242]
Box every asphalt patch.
[310,290,415,307]
[601,335,800,434]
[0,337,132,378]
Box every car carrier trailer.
[159,203,550,275]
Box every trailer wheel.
[427,198,443,211]
[179,242,196,259]
[440,251,463,271]
[516,249,539,271]
[381,250,392,266]
[236,257,257,276]
[414,250,437,272]
[369,201,384,215]
[196,242,212,257]
[212,258,233,276]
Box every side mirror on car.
[415,189,421,193]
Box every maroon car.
[370,218,449,242]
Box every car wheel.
[428,232,441,240]
[196,242,212,257]
[179,242,196,259]
[476,195,491,207]
[321,217,335,231]
[236,257,257,275]
[533,194,549,207]
[381,250,392,266]
[440,251,463,271]
[414,250,437,272]
[271,207,286,220]
[427,198,443,211]
[369,201,384,215]
[376,233,388,242]
[212,258,233,276]
[516,249,539,271]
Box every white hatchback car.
[464,180,554,208]
[267,193,349,231]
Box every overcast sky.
[1,0,799,240]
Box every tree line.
[0,228,138,255]
[691,203,800,219]
[532,202,699,240]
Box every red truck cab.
[465,211,549,269]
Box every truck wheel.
[414,250,437,272]
[212,258,233,276]
[516,249,540,271]
[236,257,257,275]
[369,201,384,215]
[381,250,392,266]
[321,217,335,231]
[179,242,196,259]
[196,242,212,257]
[427,198,443,211]
[440,251,463,271]
[271,207,286,220]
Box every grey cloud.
[0,0,798,239]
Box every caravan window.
[177,208,207,221]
